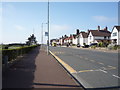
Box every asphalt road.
[49,46,119,89]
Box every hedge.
[2,45,38,64]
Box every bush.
[107,44,120,50]
[91,45,96,49]
[83,43,86,46]
[72,44,76,46]
[98,42,103,47]
[2,45,38,64]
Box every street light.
[47,0,49,55]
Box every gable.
[88,32,93,37]
[111,26,120,33]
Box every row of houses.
[50,26,120,46]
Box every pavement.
[2,46,84,89]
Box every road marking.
[98,62,104,65]
[90,60,95,62]
[108,65,116,69]
[78,70,94,73]
[49,51,77,74]
[101,67,107,70]
[112,75,120,79]
[99,69,107,73]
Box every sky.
[1,1,118,44]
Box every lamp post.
[47,0,49,55]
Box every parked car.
[89,43,98,47]
[77,44,80,47]
[82,45,89,48]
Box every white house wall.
[73,38,77,45]
[84,38,88,45]
[119,31,120,45]
[88,32,94,45]
[80,38,84,46]
[94,37,104,39]
[111,27,119,45]
[78,34,88,46]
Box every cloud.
[93,16,117,23]
[14,25,26,31]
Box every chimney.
[76,29,79,35]
[98,26,100,31]
[87,29,90,33]
[104,26,108,31]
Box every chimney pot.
[98,26,100,31]
[104,26,108,31]
[76,29,79,35]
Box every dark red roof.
[89,30,111,37]
[80,32,88,38]
[115,26,120,31]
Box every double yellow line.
[49,51,77,74]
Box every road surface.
[50,46,119,89]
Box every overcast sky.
[1,2,118,44]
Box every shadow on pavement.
[2,46,40,88]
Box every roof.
[80,32,88,38]
[111,26,120,33]
[89,30,111,37]
[114,26,120,31]
[73,34,77,39]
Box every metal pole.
[41,23,43,45]
[47,0,49,55]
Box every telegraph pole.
[47,0,49,55]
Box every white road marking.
[98,62,104,65]
[108,65,113,67]
[99,69,108,73]
[112,75,120,79]
[101,67,107,70]
[90,60,95,62]
[107,66,116,70]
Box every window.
[104,36,106,39]
[90,36,92,40]
[113,32,117,36]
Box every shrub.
[98,42,103,47]
[91,45,96,49]
[72,44,76,46]
[107,44,120,50]
[83,43,86,46]
[2,45,38,64]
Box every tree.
[26,34,37,45]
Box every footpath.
[2,46,84,89]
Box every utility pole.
[47,0,49,55]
